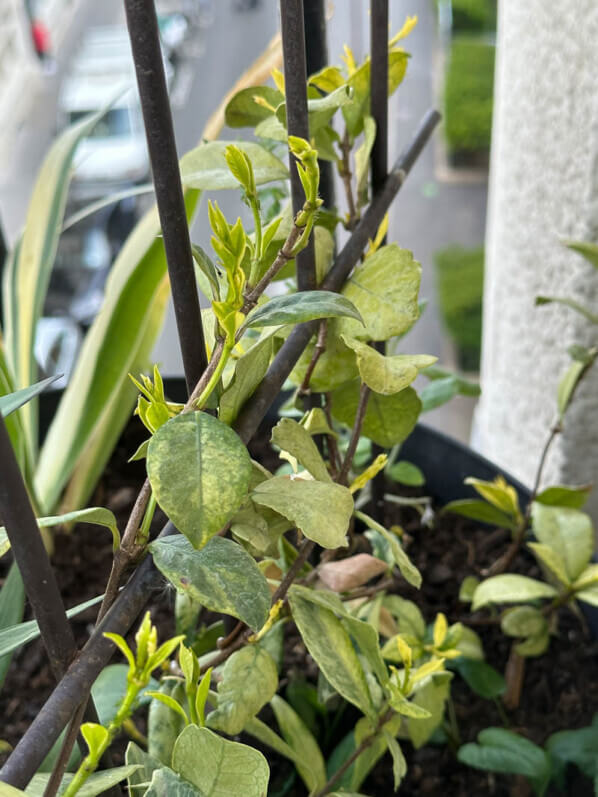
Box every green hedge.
[451,0,496,32]
[444,37,495,158]
[434,245,484,371]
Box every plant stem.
[313,708,394,797]
[247,197,263,288]
[299,321,327,394]
[241,225,302,313]
[271,537,315,604]
[195,341,233,409]
[339,128,358,227]
[138,493,157,545]
[487,423,561,577]
[337,384,371,485]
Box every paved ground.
[0,0,488,444]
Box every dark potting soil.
[1,419,597,796]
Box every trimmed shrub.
[434,244,484,371]
[444,37,495,161]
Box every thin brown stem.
[341,577,394,602]
[42,702,87,797]
[313,707,394,797]
[339,128,358,228]
[337,384,371,486]
[271,538,315,604]
[299,321,327,394]
[242,226,302,313]
[217,621,244,650]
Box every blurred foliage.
[444,37,495,159]
[434,245,484,371]
[450,0,496,32]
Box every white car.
[58,26,173,198]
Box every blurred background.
[0,0,495,442]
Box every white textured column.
[475,1,598,517]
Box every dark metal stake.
[124,0,208,395]
[369,0,390,518]
[280,0,316,293]
[0,415,110,790]
[303,0,335,211]
[0,109,441,789]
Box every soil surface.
[1,417,597,796]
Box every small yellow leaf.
[389,15,418,46]
[433,613,448,648]
[271,67,285,93]
[396,635,412,669]
[349,454,388,493]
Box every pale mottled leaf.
[531,503,593,581]
[147,413,251,550]
[145,767,201,797]
[270,695,327,792]
[288,585,374,718]
[252,476,353,549]
[335,244,421,342]
[341,336,436,395]
[219,336,273,426]
[331,381,421,448]
[172,725,269,797]
[150,536,270,632]
[208,646,278,735]
[271,418,331,482]
[472,575,558,611]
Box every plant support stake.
[124,0,208,394]
[280,0,317,293]
[0,109,440,788]
[369,0,390,516]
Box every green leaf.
[515,632,550,657]
[527,542,570,586]
[150,535,270,632]
[92,664,158,726]
[331,381,421,448]
[565,239,598,269]
[3,107,108,458]
[192,243,223,302]
[573,563,598,591]
[243,716,303,769]
[81,723,109,757]
[172,725,269,797]
[501,606,548,640]
[472,575,558,611]
[290,327,359,392]
[225,86,284,128]
[277,84,354,133]
[219,337,273,425]
[407,674,451,749]
[535,295,598,324]
[147,413,251,550]
[534,484,591,509]
[442,499,518,531]
[458,728,551,796]
[356,511,421,588]
[148,680,188,765]
[383,731,407,790]
[354,116,376,206]
[25,507,118,549]
[288,585,374,718]
[270,695,327,792]
[271,418,331,482]
[451,658,505,699]
[0,376,59,418]
[420,376,460,411]
[243,291,363,331]
[180,140,288,190]
[464,477,520,519]
[0,589,103,661]
[557,359,590,419]
[252,476,353,549]
[531,503,593,581]
[335,244,421,342]
[341,336,436,395]
[383,596,426,639]
[24,767,141,797]
[388,461,425,487]
[208,646,278,735]
[546,719,598,785]
[145,767,202,797]
[125,742,162,795]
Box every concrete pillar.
[475,1,598,517]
